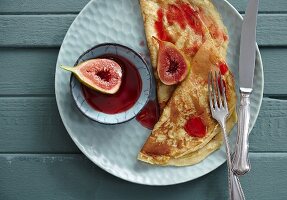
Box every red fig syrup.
[136,100,160,130]
[155,1,204,43]
[81,54,142,114]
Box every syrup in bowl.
[70,43,151,124]
[81,54,142,114]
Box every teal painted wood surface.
[0,15,74,47]
[0,0,90,14]
[260,48,287,95]
[229,0,287,13]
[0,15,287,47]
[0,48,58,95]
[0,153,286,200]
[0,97,78,153]
[0,0,286,199]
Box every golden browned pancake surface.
[138,0,236,166]
[138,40,237,166]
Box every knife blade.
[239,0,259,92]
[232,0,259,176]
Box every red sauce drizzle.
[155,8,173,42]
[223,34,228,41]
[164,1,204,36]
[210,25,228,42]
[139,40,145,47]
[136,100,160,130]
[209,24,221,40]
[81,54,142,114]
[198,7,228,42]
[177,1,204,36]
[166,4,186,29]
[184,116,206,138]
[154,1,204,43]
[218,61,228,75]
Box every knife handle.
[232,92,251,176]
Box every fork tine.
[208,72,214,110]
[210,71,218,109]
[218,72,228,110]
[215,71,223,108]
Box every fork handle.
[230,171,245,200]
[232,92,251,176]
[221,123,245,200]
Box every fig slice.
[154,37,190,85]
[61,59,122,94]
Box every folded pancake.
[140,0,229,111]
[138,40,237,166]
[142,110,237,166]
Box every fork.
[208,71,245,200]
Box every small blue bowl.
[70,43,151,124]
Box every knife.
[232,0,259,176]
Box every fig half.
[61,59,122,94]
[154,37,189,85]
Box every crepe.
[140,0,229,111]
[142,110,237,166]
[138,40,237,166]
[138,0,236,166]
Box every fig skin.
[61,59,122,94]
[154,37,190,86]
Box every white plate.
[55,0,264,185]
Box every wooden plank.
[251,98,287,152]
[0,0,286,14]
[0,15,75,47]
[0,0,89,14]
[0,97,79,153]
[0,153,286,200]
[228,0,287,13]
[0,47,286,95]
[261,48,287,95]
[0,97,286,153]
[0,15,286,47]
[0,48,57,95]
[256,14,287,47]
